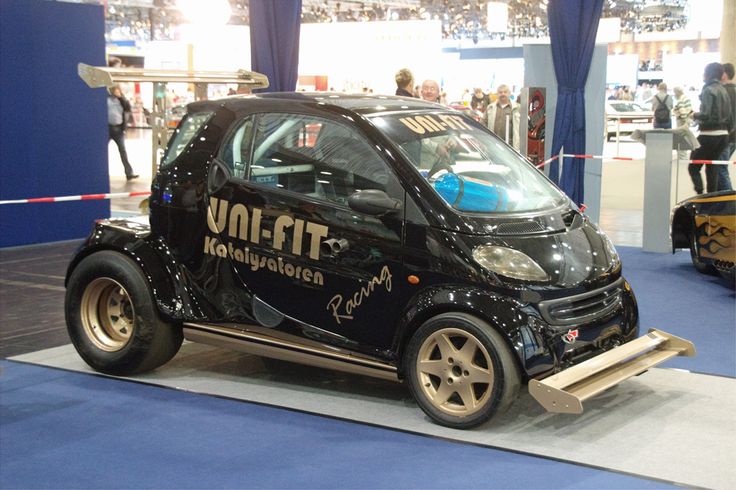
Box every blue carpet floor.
[0,361,673,489]
[618,246,735,377]
[1,246,732,488]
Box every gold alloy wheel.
[416,327,494,416]
[80,277,135,352]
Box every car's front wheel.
[404,312,520,429]
[65,250,183,375]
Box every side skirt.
[183,323,399,382]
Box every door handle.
[207,160,231,194]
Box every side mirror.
[348,189,402,216]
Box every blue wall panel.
[0,0,109,248]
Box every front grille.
[495,220,545,235]
[538,278,624,326]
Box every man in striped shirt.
[673,87,693,128]
[673,86,694,166]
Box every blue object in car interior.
[434,172,507,212]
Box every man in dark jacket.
[107,85,138,181]
[394,68,414,98]
[721,62,736,164]
[689,62,732,193]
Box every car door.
[205,111,406,351]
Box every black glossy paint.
[671,190,736,280]
[67,93,640,378]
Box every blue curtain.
[547,0,603,206]
[249,0,302,92]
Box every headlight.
[473,245,549,282]
[603,234,620,266]
[598,229,620,268]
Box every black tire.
[404,312,521,429]
[688,227,716,275]
[65,250,183,375]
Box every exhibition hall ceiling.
[61,0,692,42]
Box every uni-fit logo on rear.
[205,197,327,285]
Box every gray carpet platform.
[12,342,736,489]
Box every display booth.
[631,128,699,253]
[523,44,608,224]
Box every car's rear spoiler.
[77,62,269,180]
[529,329,695,413]
[77,63,269,90]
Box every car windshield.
[370,112,567,214]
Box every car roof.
[188,92,444,117]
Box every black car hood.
[463,211,620,288]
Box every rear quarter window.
[161,111,213,167]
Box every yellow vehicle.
[671,190,736,284]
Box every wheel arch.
[66,227,183,322]
[392,285,530,379]
[671,205,695,250]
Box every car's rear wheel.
[404,312,520,429]
[688,227,716,275]
[65,251,183,375]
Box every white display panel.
[606,54,638,88]
[299,20,441,94]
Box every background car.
[166,104,187,130]
[671,190,736,284]
[605,100,653,141]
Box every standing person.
[639,82,653,106]
[484,84,520,151]
[689,62,732,194]
[673,86,693,127]
[420,79,441,103]
[721,62,736,164]
[107,85,138,181]
[413,79,453,172]
[620,86,634,101]
[651,82,673,129]
[673,86,694,165]
[394,68,414,97]
[470,88,489,112]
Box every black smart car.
[65,93,693,429]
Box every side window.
[219,117,254,179]
[250,113,390,205]
[161,111,213,167]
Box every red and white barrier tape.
[544,153,735,165]
[536,154,634,168]
[535,154,558,168]
[0,191,151,205]
[562,153,636,161]
[685,159,736,165]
